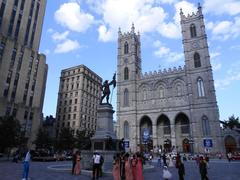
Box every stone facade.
[56,65,102,137]
[116,5,223,154]
[0,0,47,146]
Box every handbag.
[163,169,172,179]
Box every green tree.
[225,115,240,129]
[0,116,21,152]
[56,127,75,151]
[75,130,93,150]
[34,128,53,150]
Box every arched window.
[124,121,129,139]
[176,83,182,96]
[197,78,205,97]
[181,119,190,134]
[202,116,211,136]
[143,89,147,100]
[194,52,201,68]
[124,88,129,106]
[190,24,197,38]
[124,67,129,80]
[159,87,164,98]
[163,120,171,134]
[124,42,129,54]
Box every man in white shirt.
[22,150,31,180]
[92,152,101,180]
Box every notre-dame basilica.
[116,4,223,154]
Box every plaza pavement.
[0,158,240,180]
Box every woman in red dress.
[125,153,133,180]
[74,151,81,175]
[131,154,138,180]
[136,153,144,180]
[112,155,120,180]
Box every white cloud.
[86,0,193,42]
[207,17,240,40]
[210,52,222,71]
[204,0,240,16]
[54,2,94,33]
[52,31,69,41]
[153,40,183,63]
[215,62,240,89]
[173,1,197,25]
[54,39,81,54]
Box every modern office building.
[56,65,102,137]
[0,0,48,145]
[116,5,223,154]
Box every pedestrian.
[175,153,181,168]
[168,154,174,167]
[22,150,31,180]
[163,166,172,180]
[72,150,77,175]
[92,152,101,180]
[157,154,162,167]
[131,154,138,180]
[99,154,104,177]
[176,160,185,180]
[74,151,81,175]
[162,153,167,166]
[199,156,209,180]
[227,152,232,162]
[135,153,144,180]
[113,155,121,180]
[124,153,133,180]
[120,152,126,180]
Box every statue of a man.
[100,73,116,104]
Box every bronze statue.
[100,73,116,104]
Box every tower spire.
[131,23,135,33]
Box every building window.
[123,88,129,106]
[190,24,197,38]
[176,84,182,96]
[0,2,6,28]
[159,87,164,98]
[124,42,129,54]
[194,52,201,68]
[8,9,16,36]
[181,119,190,134]
[15,14,22,39]
[197,78,205,97]
[124,67,129,80]
[163,120,171,134]
[202,116,211,136]
[124,121,129,139]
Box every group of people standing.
[112,152,144,180]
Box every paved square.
[0,159,239,180]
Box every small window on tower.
[124,42,129,54]
[124,67,129,80]
[194,52,201,68]
[190,24,197,38]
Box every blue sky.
[40,0,240,121]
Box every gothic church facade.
[116,5,223,154]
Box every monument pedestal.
[81,104,121,172]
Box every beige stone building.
[56,65,102,136]
[0,0,48,146]
[116,5,223,154]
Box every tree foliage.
[75,130,94,150]
[0,116,21,152]
[34,128,53,150]
[223,115,240,129]
[55,127,75,151]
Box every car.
[232,154,240,161]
